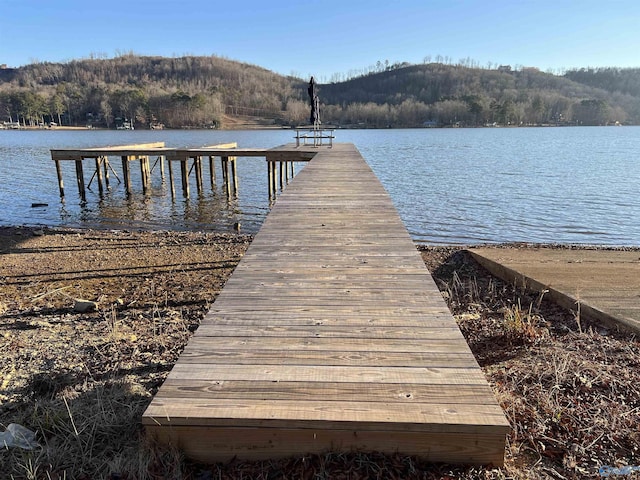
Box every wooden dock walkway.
[142,143,509,465]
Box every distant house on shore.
[115,117,134,130]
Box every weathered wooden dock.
[142,143,509,465]
[50,143,317,201]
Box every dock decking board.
[142,143,509,465]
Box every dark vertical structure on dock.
[308,76,320,129]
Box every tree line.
[0,54,309,128]
[1,54,639,129]
[320,63,640,127]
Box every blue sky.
[1,0,639,81]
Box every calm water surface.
[0,127,638,245]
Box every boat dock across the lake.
[141,143,509,465]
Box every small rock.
[74,299,97,313]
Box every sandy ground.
[1,226,638,479]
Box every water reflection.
[1,128,639,245]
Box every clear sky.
[1,0,639,81]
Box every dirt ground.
[1,227,638,479]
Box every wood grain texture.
[147,426,507,465]
[143,143,508,466]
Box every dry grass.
[421,247,640,479]
[1,230,639,479]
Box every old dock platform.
[141,143,509,465]
[50,142,317,201]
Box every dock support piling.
[180,160,190,198]
[272,162,277,197]
[75,160,86,201]
[168,158,176,198]
[139,157,145,194]
[220,157,227,188]
[209,156,216,190]
[279,161,286,190]
[103,157,111,190]
[159,156,165,180]
[55,160,65,197]
[146,156,152,192]
[195,156,204,195]
[95,157,104,195]
[231,157,238,196]
[121,156,132,195]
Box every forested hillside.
[0,55,309,128]
[321,64,640,127]
[1,54,639,129]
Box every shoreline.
[1,227,638,478]
[4,122,639,132]
[3,224,639,249]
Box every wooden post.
[168,159,176,198]
[55,160,65,197]
[195,156,203,195]
[75,159,86,201]
[267,161,273,200]
[272,161,277,196]
[121,156,132,195]
[273,161,277,198]
[95,157,104,195]
[220,157,228,188]
[180,159,190,198]
[209,156,216,190]
[139,157,147,194]
[290,161,295,177]
[231,157,238,195]
[159,156,165,180]
[103,157,110,190]
[279,161,285,190]
[222,156,231,198]
[144,156,153,194]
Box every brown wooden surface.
[50,142,168,161]
[470,247,640,334]
[142,143,508,465]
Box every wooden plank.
[197,312,455,327]
[142,143,508,466]
[51,142,167,161]
[152,379,494,403]
[177,336,475,353]
[144,398,508,432]
[175,349,479,368]
[146,426,507,465]
[193,325,465,340]
[163,364,490,385]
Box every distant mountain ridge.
[1,55,639,128]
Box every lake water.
[0,127,638,246]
